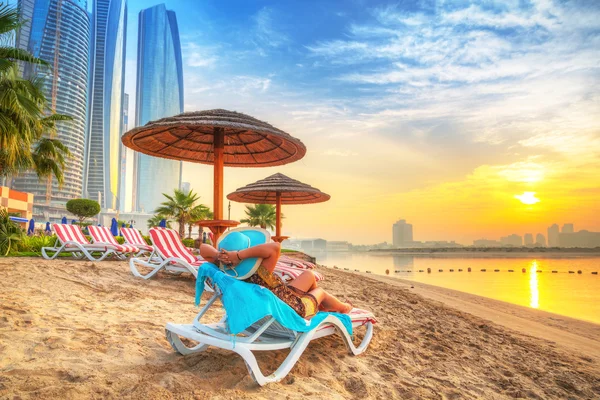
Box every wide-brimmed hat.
[216,227,270,279]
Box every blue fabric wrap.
[195,263,353,336]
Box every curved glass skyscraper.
[84,0,127,210]
[135,4,183,212]
[14,0,90,221]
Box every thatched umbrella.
[227,173,330,242]
[122,109,306,241]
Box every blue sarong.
[195,263,353,336]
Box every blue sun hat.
[216,227,270,279]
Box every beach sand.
[1,258,599,399]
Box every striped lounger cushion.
[88,226,138,253]
[121,227,154,251]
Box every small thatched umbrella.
[122,109,306,241]
[227,173,330,242]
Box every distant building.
[473,239,502,247]
[181,182,191,194]
[84,0,128,210]
[524,233,534,246]
[13,0,90,222]
[562,223,574,233]
[299,239,327,253]
[326,241,351,252]
[535,233,546,247]
[392,219,413,247]
[500,234,523,247]
[548,224,560,247]
[119,93,134,212]
[135,4,184,212]
[558,231,600,248]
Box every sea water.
[316,252,600,324]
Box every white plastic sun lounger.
[165,287,376,386]
[121,227,156,259]
[41,224,119,261]
[87,225,140,260]
[129,228,207,280]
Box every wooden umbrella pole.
[275,192,282,237]
[213,128,225,243]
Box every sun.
[515,192,540,205]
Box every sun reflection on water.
[529,260,539,309]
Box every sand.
[1,258,599,399]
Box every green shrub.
[115,236,125,244]
[182,238,196,248]
[14,235,56,253]
[0,209,24,256]
[142,235,152,245]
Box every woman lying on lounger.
[200,235,352,319]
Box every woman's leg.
[309,288,352,314]
[287,271,318,292]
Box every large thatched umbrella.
[122,109,306,241]
[227,173,330,242]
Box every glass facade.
[13,0,90,222]
[135,4,183,212]
[83,0,127,210]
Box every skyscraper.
[134,4,183,212]
[524,233,533,246]
[84,0,127,210]
[548,224,560,247]
[13,0,90,221]
[535,233,546,247]
[119,93,135,212]
[562,223,574,233]
[392,219,413,247]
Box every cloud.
[182,43,218,68]
[250,7,290,53]
[323,149,358,157]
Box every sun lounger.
[274,263,324,282]
[165,265,376,386]
[87,226,140,260]
[41,224,121,261]
[120,227,157,258]
[129,227,207,279]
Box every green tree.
[0,3,72,183]
[66,199,101,224]
[147,214,171,229]
[0,208,23,255]
[154,189,211,238]
[240,204,280,230]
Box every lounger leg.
[165,329,209,355]
[129,257,168,279]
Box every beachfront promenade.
[1,257,599,398]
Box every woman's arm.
[220,242,281,273]
[200,244,220,263]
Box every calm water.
[316,252,600,324]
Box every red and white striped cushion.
[88,226,139,253]
[54,224,90,245]
[121,228,152,250]
[274,264,324,282]
[150,228,201,264]
[278,255,316,270]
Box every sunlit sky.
[124,0,600,245]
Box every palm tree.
[0,3,72,184]
[154,189,211,238]
[187,204,213,238]
[147,214,171,229]
[240,204,280,230]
